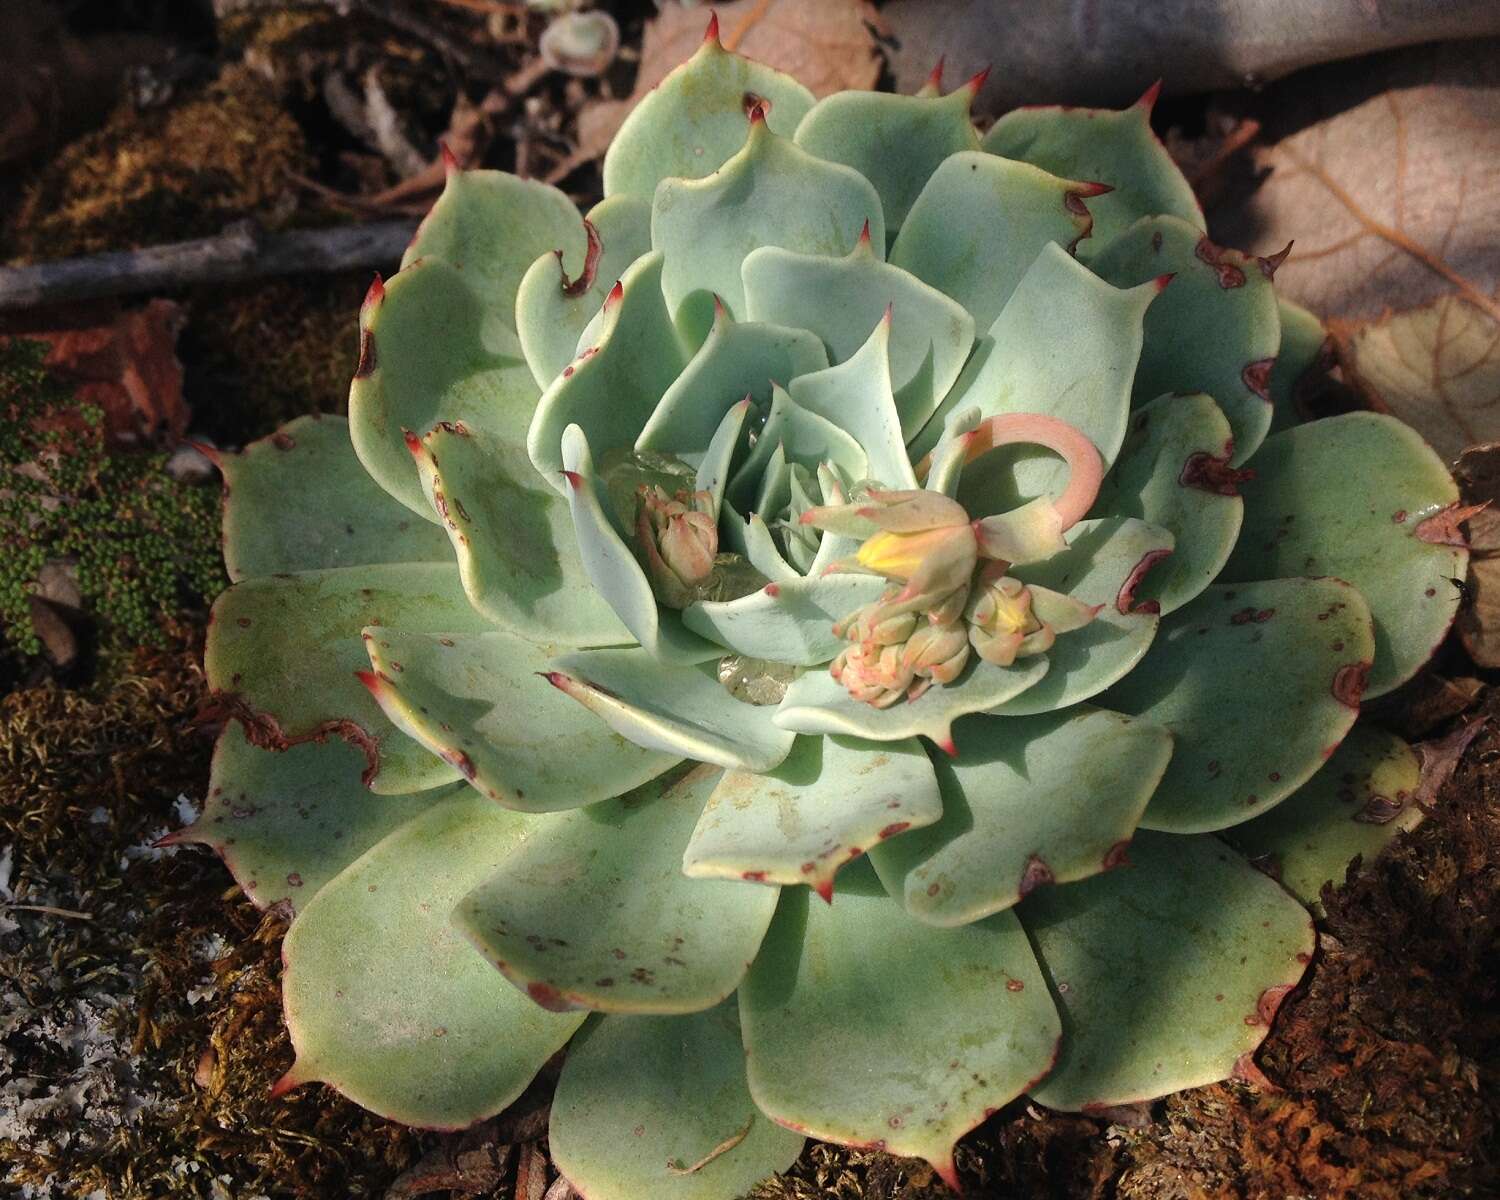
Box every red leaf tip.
[882,300,894,326]
[1074,180,1115,198]
[362,272,385,310]
[965,65,991,96]
[936,735,958,757]
[537,670,572,692]
[401,428,422,456]
[712,293,728,321]
[1258,240,1294,279]
[353,669,382,697]
[269,1067,307,1099]
[925,56,945,93]
[560,469,584,491]
[857,217,872,246]
[439,139,460,174]
[814,879,835,904]
[604,279,624,308]
[703,11,720,43]
[1136,79,1163,111]
[1153,272,1176,293]
[747,99,768,125]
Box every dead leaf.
[31,300,188,447]
[1215,42,1500,326]
[1329,298,1500,461]
[576,0,879,162]
[1451,443,1500,665]
[1412,717,1488,809]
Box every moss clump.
[4,64,308,262]
[0,631,428,1198]
[0,338,223,660]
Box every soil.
[1,4,1496,1199]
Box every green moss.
[0,339,223,661]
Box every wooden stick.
[0,220,418,311]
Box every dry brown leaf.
[1452,443,1500,666]
[1331,297,1500,461]
[576,0,879,161]
[31,300,188,447]
[1216,42,1500,326]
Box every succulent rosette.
[179,21,1472,1200]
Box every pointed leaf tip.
[858,218,872,246]
[936,735,959,757]
[1073,180,1115,198]
[712,293,729,322]
[814,879,835,904]
[401,428,422,456]
[704,11,720,43]
[1259,241,1294,279]
[1136,79,1163,110]
[966,65,992,96]
[560,468,584,491]
[603,278,624,308]
[933,1157,962,1194]
[353,668,383,697]
[1153,271,1176,292]
[439,139,461,174]
[362,272,384,310]
[747,99,769,125]
[926,55,946,92]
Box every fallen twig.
[0,220,418,311]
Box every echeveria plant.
[177,20,1472,1199]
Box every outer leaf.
[516,193,653,389]
[401,167,582,334]
[1219,412,1466,698]
[786,315,915,490]
[1266,297,1331,435]
[636,311,829,463]
[205,563,492,794]
[742,239,975,439]
[652,118,883,339]
[916,244,1157,514]
[361,629,675,812]
[550,1004,804,1200]
[603,31,814,200]
[773,656,1050,753]
[1089,393,1244,615]
[528,252,691,487]
[683,734,944,898]
[349,259,541,519]
[1022,831,1313,1110]
[558,425,721,664]
[168,725,448,913]
[683,575,886,667]
[989,516,1171,716]
[455,765,777,1014]
[890,152,1097,333]
[1089,215,1280,465]
[278,792,583,1127]
[548,647,796,773]
[982,94,1205,257]
[218,415,449,582]
[407,421,629,645]
[871,708,1172,927]
[740,870,1059,1189]
[1222,725,1423,908]
[1103,579,1376,833]
[794,87,980,230]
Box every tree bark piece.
[883,0,1500,111]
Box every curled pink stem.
[953,414,1104,531]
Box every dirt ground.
[1,4,1496,1198]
